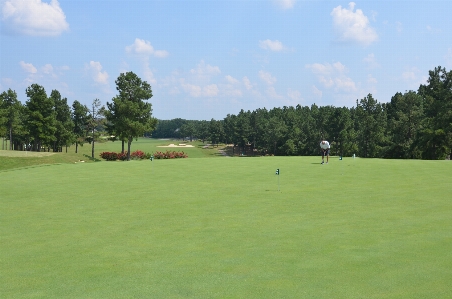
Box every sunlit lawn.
[68,137,226,159]
[0,138,223,171]
[1,150,451,298]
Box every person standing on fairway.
[320,140,330,164]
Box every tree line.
[0,71,157,161]
[1,67,450,160]
[152,66,451,160]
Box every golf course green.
[1,140,451,298]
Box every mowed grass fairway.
[1,154,451,298]
[66,138,226,159]
[0,138,223,172]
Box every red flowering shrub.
[153,150,188,159]
[100,150,160,161]
[117,152,128,161]
[130,150,146,160]
[99,151,127,161]
[100,152,118,161]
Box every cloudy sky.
[1,0,451,120]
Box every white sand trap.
[157,143,195,148]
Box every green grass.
[0,150,94,171]
[0,138,224,171]
[66,138,227,159]
[1,150,451,298]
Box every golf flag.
[275,168,280,175]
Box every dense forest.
[0,72,156,161]
[153,66,451,160]
[1,67,451,159]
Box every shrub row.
[153,150,188,159]
[100,150,188,161]
[99,151,128,161]
[130,150,146,160]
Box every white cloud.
[332,61,345,73]
[224,88,242,98]
[225,75,239,85]
[181,80,202,97]
[180,80,219,97]
[334,77,357,92]
[402,69,417,82]
[125,38,168,85]
[1,0,69,36]
[126,38,154,55]
[19,61,37,73]
[222,75,243,97]
[370,10,377,22]
[307,62,346,76]
[259,39,285,52]
[366,74,378,95]
[259,70,277,85]
[257,71,285,100]
[307,63,330,75]
[363,53,380,69]
[400,67,428,89]
[42,64,53,74]
[284,88,303,106]
[243,76,253,90]
[125,38,169,58]
[266,86,283,99]
[312,85,323,98]
[306,61,357,92]
[168,86,180,96]
[86,61,109,85]
[331,2,378,46]
[143,65,156,85]
[319,76,334,88]
[273,0,296,10]
[177,61,223,98]
[177,72,249,99]
[154,50,169,58]
[367,74,377,84]
[190,60,221,77]
[287,88,301,101]
[203,84,219,97]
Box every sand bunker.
[157,143,195,148]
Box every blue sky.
[1,0,451,120]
